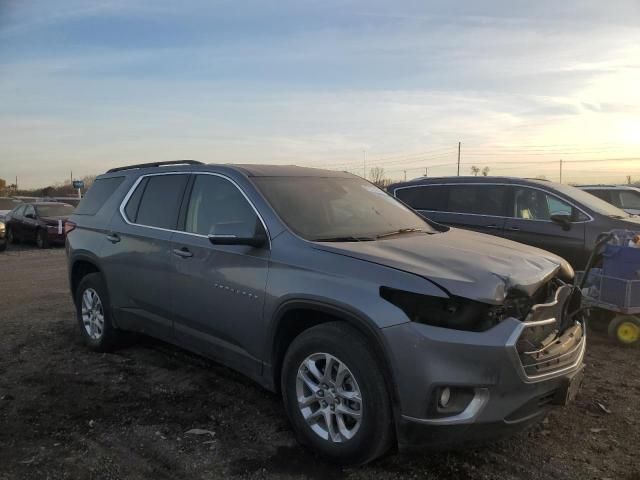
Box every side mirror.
[550,212,572,230]
[208,231,267,248]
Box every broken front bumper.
[381,285,586,449]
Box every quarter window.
[75,177,124,215]
[395,185,448,211]
[127,174,188,229]
[185,175,259,237]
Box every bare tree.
[470,166,480,176]
[481,166,490,177]
[369,167,390,188]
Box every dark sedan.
[5,202,74,248]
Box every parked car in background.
[389,176,640,268]
[67,161,585,465]
[5,201,74,248]
[0,198,22,252]
[577,185,640,216]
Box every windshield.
[0,198,21,211]
[35,204,74,217]
[553,183,632,218]
[254,176,437,241]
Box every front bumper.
[381,308,586,449]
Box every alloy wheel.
[295,352,363,443]
[81,288,104,340]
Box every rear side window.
[126,174,188,229]
[447,185,506,216]
[395,185,448,211]
[616,190,640,210]
[75,177,124,215]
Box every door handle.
[105,233,120,243]
[172,247,193,258]
[507,226,520,231]
[485,224,501,229]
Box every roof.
[102,161,355,179]
[578,185,639,190]
[388,175,557,190]
[227,164,354,178]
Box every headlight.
[0,222,5,233]
[380,286,496,332]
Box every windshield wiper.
[376,228,427,239]
[313,235,376,242]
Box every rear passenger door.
[503,186,587,266]
[169,173,270,378]
[101,173,189,341]
[22,205,38,242]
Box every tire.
[6,227,18,244]
[36,228,49,249]
[75,273,122,352]
[608,315,640,347]
[281,322,393,465]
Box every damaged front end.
[381,275,586,380]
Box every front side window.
[254,176,437,241]
[24,205,36,218]
[127,174,188,229]
[13,205,26,217]
[185,175,259,237]
[513,187,572,221]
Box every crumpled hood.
[312,228,573,304]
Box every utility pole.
[457,142,461,176]
[363,150,366,180]
[424,167,428,177]
[627,175,632,185]
[70,170,73,185]
[559,159,563,184]
[404,170,407,181]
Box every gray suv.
[66,161,586,465]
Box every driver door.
[503,186,586,267]
[170,173,270,378]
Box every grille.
[515,284,585,380]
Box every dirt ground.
[0,246,638,480]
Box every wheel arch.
[267,299,400,408]
[70,254,104,298]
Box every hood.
[312,228,572,304]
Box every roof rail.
[106,160,204,173]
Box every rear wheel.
[608,315,640,346]
[281,322,393,465]
[75,273,122,352]
[36,229,49,249]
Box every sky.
[1,0,640,189]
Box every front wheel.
[6,227,17,244]
[281,322,393,465]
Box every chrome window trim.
[392,182,594,224]
[118,171,271,248]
